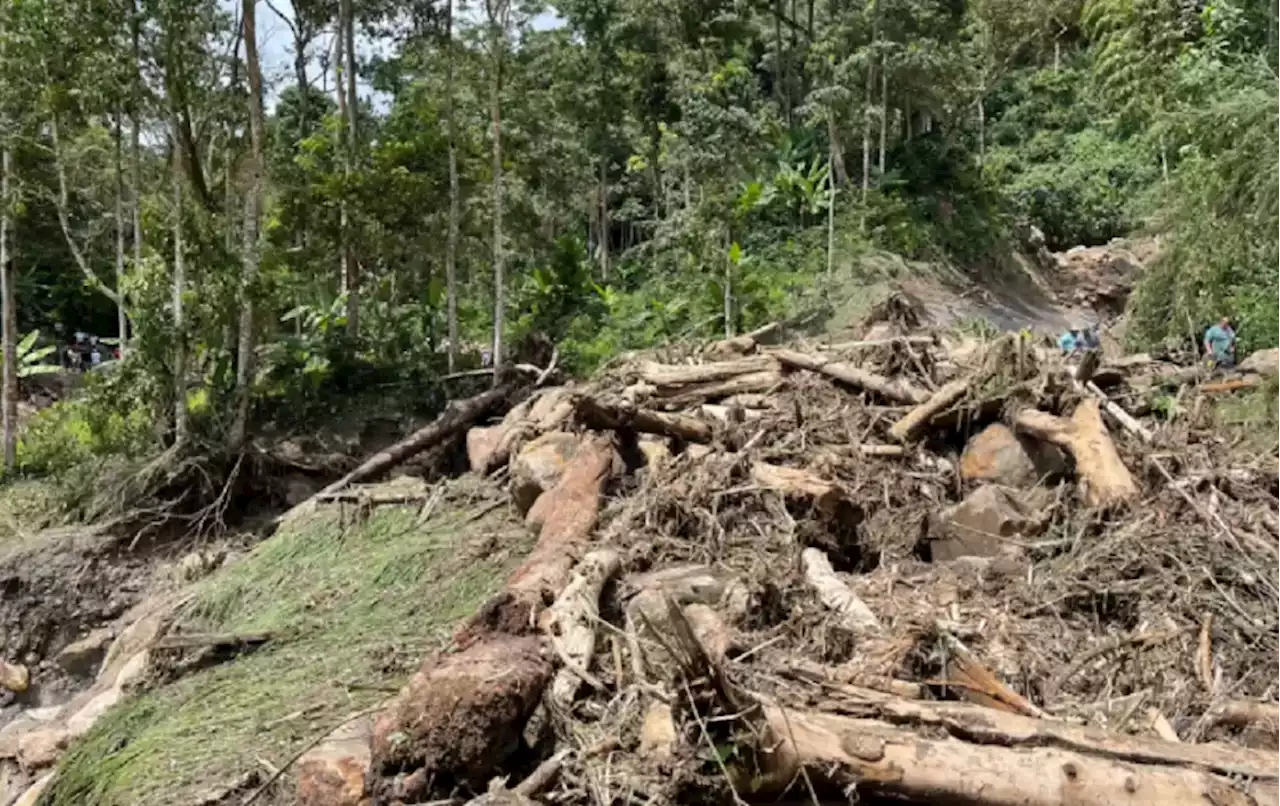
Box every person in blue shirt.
[1078,325,1100,351]
[1203,317,1236,368]
[1058,329,1080,355]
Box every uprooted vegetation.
[288,311,1276,804]
[14,305,1279,806]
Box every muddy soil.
[0,530,154,714]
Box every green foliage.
[15,395,153,478]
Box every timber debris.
[290,312,1279,806]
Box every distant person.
[1058,328,1081,356]
[1078,325,1101,351]
[1203,317,1236,368]
[480,348,493,368]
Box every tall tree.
[485,0,510,382]
[231,0,267,451]
[444,0,460,372]
[0,9,14,471]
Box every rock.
[638,702,677,759]
[466,425,504,474]
[0,662,28,693]
[928,485,1043,563]
[1239,348,1279,377]
[959,423,1066,487]
[16,725,67,770]
[285,474,321,506]
[297,710,380,806]
[511,432,582,514]
[55,627,115,677]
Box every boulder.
[511,432,582,514]
[928,485,1043,563]
[54,627,115,677]
[297,710,381,806]
[0,662,28,693]
[959,423,1066,487]
[1239,348,1279,377]
[466,426,504,474]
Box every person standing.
[1203,317,1236,368]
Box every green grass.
[42,487,531,806]
[1213,374,1280,454]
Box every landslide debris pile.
[298,312,1279,806]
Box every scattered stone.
[928,485,1043,562]
[637,435,672,471]
[959,423,1066,487]
[0,662,28,693]
[1239,348,1279,377]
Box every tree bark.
[487,0,509,385]
[742,702,1279,806]
[598,157,609,280]
[772,348,930,404]
[638,356,778,387]
[573,395,713,442]
[342,0,359,337]
[878,66,887,173]
[314,385,510,500]
[131,0,143,326]
[232,0,267,452]
[540,548,621,708]
[444,0,460,373]
[1014,400,1137,507]
[113,114,129,345]
[0,73,15,471]
[800,547,880,632]
[888,376,970,441]
[171,132,188,448]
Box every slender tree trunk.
[977,95,986,167]
[171,139,188,448]
[131,0,143,322]
[444,0,460,373]
[861,4,877,205]
[0,38,15,470]
[232,0,267,451]
[114,114,128,346]
[342,0,359,337]
[878,68,887,174]
[723,228,733,339]
[1054,38,1061,72]
[1159,132,1169,181]
[49,114,126,308]
[826,140,836,286]
[488,3,508,385]
[828,113,848,187]
[599,157,609,280]
[292,22,311,249]
[335,7,354,334]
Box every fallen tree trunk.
[540,548,621,709]
[574,395,713,442]
[370,436,616,799]
[889,376,970,442]
[1014,399,1137,507]
[659,370,782,407]
[320,385,511,498]
[771,348,930,404]
[750,463,860,526]
[638,356,777,387]
[708,321,780,356]
[742,703,1279,806]
[800,548,880,632]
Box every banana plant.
[8,331,61,378]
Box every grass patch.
[43,485,531,806]
[1212,374,1280,454]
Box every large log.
[659,370,782,407]
[574,395,713,442]
[637,356,777,387]
[1014,399,1137,507]
[888,375,970,442]
[742,703,1278,806]
[707,321,780,356]
[539,548,621,709]
[771,348,930,404]
[750,463,857,523]
[370,437,616,800]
